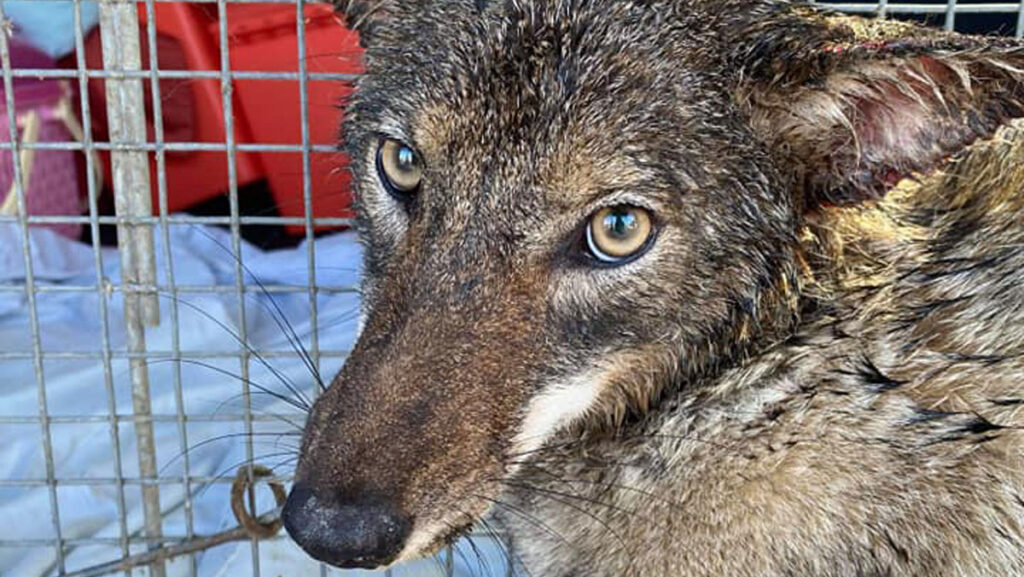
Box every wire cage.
[0,1,1022,577]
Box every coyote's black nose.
[282,483,411,569]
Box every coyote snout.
[282,484,409,568]
[286,0,1024,575]
[286,253,553,566]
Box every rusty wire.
[60,466,287,577]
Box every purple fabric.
[0,39,83,239]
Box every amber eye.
[585,205,654,263]
[376,139,423,196]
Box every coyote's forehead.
[347,1,721,213]
[358,0,693,106]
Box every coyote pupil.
[281,1,1024,575]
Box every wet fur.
[291,1,1024,575]
[506,128,1024,575]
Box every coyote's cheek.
[283,255,700,568]
[281,208,698,567]
[279,257,586,568]
[509,370,606,462]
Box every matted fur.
[286,1,1024,575]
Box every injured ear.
[738,12,1024,210]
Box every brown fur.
[508,123,1024,577]
[285,2,1024,575]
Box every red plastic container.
[83,3,264,214]
[78,3,361,233]
[219,3,361,233]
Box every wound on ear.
[738,10,1024,211]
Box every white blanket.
[0,224,510,577]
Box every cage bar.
[71,0,133,571]
[97,2,166,576]
[818,3,1021,13]
[139,0,201,573]
[98,1,159,327]
[209,1,265,575]
[0,3,68,573]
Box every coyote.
[282,1,1024,575]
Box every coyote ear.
[736,9,1024,209]
[333,0,409,47]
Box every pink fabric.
[0,40,84,239]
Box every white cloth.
[0,224,510,576]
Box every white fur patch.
[509,370,604,461]
[394,517,450,564]
[355,307,368,340]
[393,371,604,563]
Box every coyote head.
[283,0,1024,568]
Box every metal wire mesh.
[0,1,1021,576]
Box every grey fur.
[286,1,1024,575]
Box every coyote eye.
[585,205,654,264]
[376,139,423,196]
